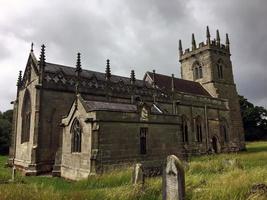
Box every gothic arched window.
[21,90,31,143]
[196,116,203,143]
[140,127,147,154]
[217,59,224,79]
[193,62,203,80]
[181,115,189,143]
[220,120,228,142]
[71,118,82,153]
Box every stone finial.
[178,40,183,56]
[216,29,220,46]
[17,70,22,87]
[132,163,145,186]
[226,33,230,49]
[39,44,46,67]
[130,70,136,84]
[31,42,34,52]
[75,52,82,73]
[206,26,211,44]
[171,74,175,92]
[75,52,82,98]
[191,33,196,50]
[163,155,185,200]
[105,59,111,81]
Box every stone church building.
[9,27,245,180]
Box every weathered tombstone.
[132,163,145,185]
[163,155,185,200]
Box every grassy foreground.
[0,142,267,200]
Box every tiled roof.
[146,72,211,97]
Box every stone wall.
[60,100,94,180]
[96,111,183,173]
[13,59,40,174]
[36,89,75,173]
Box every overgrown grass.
[0,142,267,200]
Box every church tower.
[179,27,245,150]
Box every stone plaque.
[163,155,185,200]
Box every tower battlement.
[179,27,230,61]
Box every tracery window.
[21,90,31,143]
[196,116,203,143]
[193,62,203,80]
[181,115,189,143]
[71,118,82,153]
[217,59,224,79]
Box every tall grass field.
[0,142,267,200]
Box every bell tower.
[179,27,245,150]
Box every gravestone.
[132,163,145,185]
[163,155,185,200]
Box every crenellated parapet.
[179,26,231,61]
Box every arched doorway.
[211,137,219,153]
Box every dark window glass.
[221,124,228,142]
[199,66,203,78]
[217,61,224,79]
[196,118,203,143]
[182,117,189,143]
[194,64,203,80]
[140,128,147,154]
[71,119,82,153]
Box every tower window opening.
[193,63,203,80]
[217,60,224,79]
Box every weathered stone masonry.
[9,28,245,180]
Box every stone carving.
[140,106,149,121]
[132,163,145,185]
[163,155,185,200]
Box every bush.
[0,110,13,155]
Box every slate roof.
[81,99,166,114]
[83,100,137,112]
[146,72,211,97]
[45,62,150,87]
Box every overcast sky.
[0,0,267,111]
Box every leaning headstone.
[132,163,145,185]
[163,155,185,200]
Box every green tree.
[239,96,267,141]
[0,109,13,154]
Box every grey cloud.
[0,0,267,111]
[194,0,267,107]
